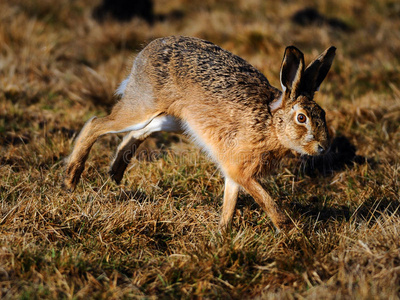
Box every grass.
[1,0,400,298]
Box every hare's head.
[271,46,336,156]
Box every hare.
[64,36,335,231]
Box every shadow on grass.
[292,7,351,32]
[290,197,400,227]
[300,135,372,177]
[116,189,149,203]
[92,0,184,25]
[232,195,400,232]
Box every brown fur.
[64,36,336,231]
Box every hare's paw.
[108,161,127,185]
[64,163,85,191]
[274,215,295,233]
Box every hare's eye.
[297,113,307,124]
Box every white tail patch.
[130,115,182,139]
[115,77,130,97]
[105,118,154,135]
[105,115,181,136]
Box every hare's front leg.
[219,177,240,231]
[239,178,293,231]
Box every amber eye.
[297,113,307,123]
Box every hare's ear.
[280,46,305,98]
[302,46,336,95]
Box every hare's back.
[140,36,277,103]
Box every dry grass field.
[1,0,400,298]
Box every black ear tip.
[284,46,304,59]
[286,45,301,52]
[328,46,336,53]
[286,45,298,50]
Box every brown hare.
[64,36,335,231]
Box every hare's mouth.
[302,141,329,156]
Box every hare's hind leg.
[109,115,182,184]
[108,131,144,185]
[64,101,161,190]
